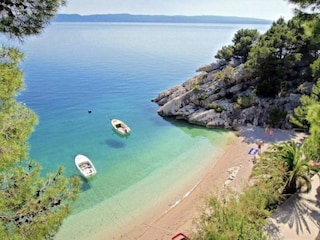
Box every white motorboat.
[75,154,97,178]
[111,119,131,135]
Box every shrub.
[237,94,255,108]
[193,147,288,240]
[215,45,234,60]
[213,65,234,86]
[256,80,279,97]
[193,187,270,240]
[206,103,224,113]
[233,103,241,109]
[193,84,200,91]
[266,108,287,127]
[198,93,208,100]
[214,87,221,94]
[215,106,223,113]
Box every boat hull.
[111,119,131,135]
[75,154,97,178]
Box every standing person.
[269,128,274,137]
[257,140,264,153]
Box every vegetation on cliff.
[193,1,320,238]
[2,0,320,239]
[154,11,320,130]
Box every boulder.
[154,59,309,130]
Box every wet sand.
[93,126,307,239]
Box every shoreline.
[54,128,233,240]
[88,132,235,240]
[133,128,256,240]
[92,126,307,239]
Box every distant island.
[53,14,272,24]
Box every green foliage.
[214,87,221,94]
[237,94,255,108]
[0,48,38,168]
[192,81,201,91]
[0,163,81,239]
[291,95,314,129]
[245,17,309,96]
[198,93,209,100]
[194,85,200,91]
[288,0,320,11]
[291,79,320,129]
[213,65,234,85]
[251,155,287,209]
[233,103,241,110]
[288,0,320,166]
[215,45,234,61]
[206,103,216,110]
[0,1,82,237]
[194,187,270,240]
[264,141,314,194]
[215,28,260,61]
[0,46,81,239]
[194,6,320,239]
[0,0,66,40]
[232,29,260,61]
[303,103,320,160]
[194,139,316,240]
[0,48,25,100]
[206,103,224,113]
[0,101,38,169]
[311,55,320,80]
[266,108,287,127]
[256,80,279,97]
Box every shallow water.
[6,22,270,239]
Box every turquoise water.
[11,22,270,239]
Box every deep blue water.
[4,22,270,239]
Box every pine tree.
[288,0,320,13]
[0,1,81,239]
[215,28,260,61]
[0,0,66,40]
[245,17,309,97]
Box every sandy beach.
[93,126,308,240]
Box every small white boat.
[111,119,131,135]
[75,154,97,178]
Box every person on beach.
[269,128,274,137]
[257,140,264,153]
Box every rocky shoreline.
[152,58,313,130]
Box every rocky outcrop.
[153,58,311,130]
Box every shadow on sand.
[265,175,320,239]
[237,126,307,145]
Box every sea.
[3,22,270,239]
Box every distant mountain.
[53,14,272,24]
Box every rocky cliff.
[153,58,313,130]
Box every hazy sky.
[59,0,296,20]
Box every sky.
[59,0,296,21]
